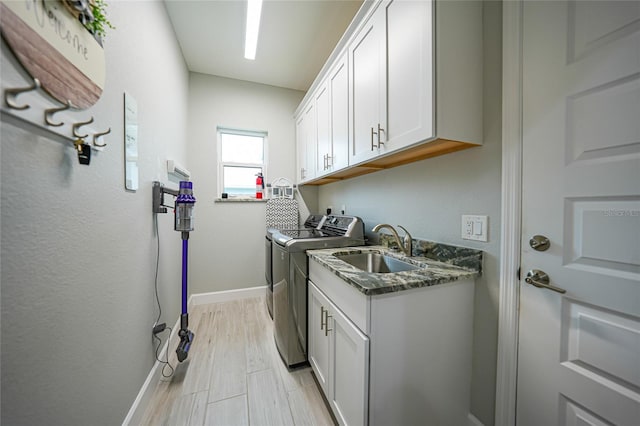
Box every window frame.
[216,127,268,199]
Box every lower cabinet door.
[328,302,370,426]
[308,281,330,395]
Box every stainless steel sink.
[335,252,420,273]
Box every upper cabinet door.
[317,54,350,177]
[296,113,307,183]
[349,0,433,166]
[315,81,331,177]
[349,6,386,165]
[385,0,433,149]
[296,101,316,184]
[329,55,349,172]
[303,101,316,182]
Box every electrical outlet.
[462,215,488,242]
[153,323,167,335]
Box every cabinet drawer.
[309,258,370,335]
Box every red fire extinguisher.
[256,173,264,199]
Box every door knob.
[529,235,550,251]
[525,269,566,294]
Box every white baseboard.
[468,413,485,426]
[188,285,266,306]
[122,316,180,426]
[122,285,266,425]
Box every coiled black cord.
[153,214,174,378]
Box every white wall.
[312,2,503,424]
[1,2,189,424]
[186,73,304,294]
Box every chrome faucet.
[372,224,413,256]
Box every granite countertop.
[307,240,482,296]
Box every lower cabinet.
[309,281,369,426]
[309,257,475,426]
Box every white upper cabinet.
[385,0,433,149]
[296,0,482,184]
[314,54,350,179]
[296,101,316,183]
[350,8,387,165]
[296,114,305,183]
[350,0,432,165]
[328,55,349,172]
[314,82,331,177]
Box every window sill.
[214,198,268,203]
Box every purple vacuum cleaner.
[151,180,196,363]
[174,181,196,362]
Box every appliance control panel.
[321,215,364,238]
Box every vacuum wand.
[174,181,196,362]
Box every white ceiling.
[164,0,363,92]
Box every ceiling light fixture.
[244,0,263,60]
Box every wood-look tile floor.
[140,297,335,426]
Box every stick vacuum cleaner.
[174,181,196,362]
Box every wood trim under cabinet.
[301,138,479,185]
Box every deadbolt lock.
[529,235,550,251]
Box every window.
[217,128,267,198]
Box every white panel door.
[518,1,640,425]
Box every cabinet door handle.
[370,127,378,151]
[301,167,306,179]
[320,306,326,330]
[377,123,385,146]
[324,310,332,336]
[323,154,332,170]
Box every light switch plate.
[462,215,488,242]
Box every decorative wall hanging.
[0,0,106,108]
[1,0,114,165]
